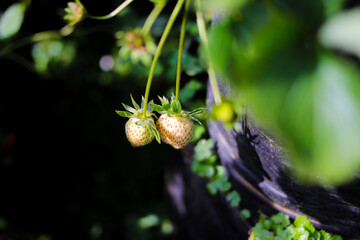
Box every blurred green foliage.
[249,212,343,240]
[208,0,360,185]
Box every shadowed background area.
[0,0,195,239]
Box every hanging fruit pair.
[116,95,205,149]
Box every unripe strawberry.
[125,117,154,147]
[151,96,206,149]
[212,102,235,123]
[156,114,194,149]
[116,95,161,147]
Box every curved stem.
[141,2,166,35]
[195,0,222,105]
[142,0,185,117]
[0,30,63,58]
[87,0,134,20]
[175,0,190,101]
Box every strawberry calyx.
[151,95,207,124]
[116,95,161,144]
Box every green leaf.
[149,122,161,144]
[159,96,170,111]
[147,100,154,112]
[294,215,310,228]
[215,165,225,177]
[319,7,360,59]
[240,209,251,220]
[206,175,231,195]
[226,190,241,207]
[0,2,26,40]
[189,115,202,125]
[115,110,132,118]
[189,108,207,117]
[191,161,215,178]
[193,139,214,161]
[122,103,137,113]
[171,98,182,115]
[252,223,272,239]
[150,103,165,113]
[271,212,286,225]
[302,54,360,184]
[130,94,140,110]
[141,96,145,109]
[319,230,331,240]
[191,125,206,142]
[209,3,360,184]
[294,226,309,240]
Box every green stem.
[141,2,166,35]
[143,0,185,117]
[88,0,134,20]
[175,0,190,101]
[195,0,222,105]
[0,30,63,58]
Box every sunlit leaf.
[193,139,214,161]
[130,94,140,110]
[171,98,181,115]
[122,103,137,113]
[150,123,161,144]
[319,7,360,59]
[191,125,206,142]
[309,54,360,184]
[0,2,25,40]
[115,110,132,118]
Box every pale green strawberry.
[125,117,155,147]
[156,114,194,149]
[116,95,160,147]
[151,95,206,149]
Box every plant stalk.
[142,0,185,117]
[0,30,63,58]
[88,0,134,20]
[175,0,190,101]
[195,0,222,105]
[141,2,166,35]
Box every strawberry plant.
[1,0,360,239]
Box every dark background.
[0,0,187,239]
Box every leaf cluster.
[249,213,343,240]
[151,95,206,124]
[191,138,242,208]
[116,28,157,67]
[208,0,360,185]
